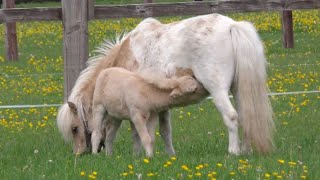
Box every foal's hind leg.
[146,112,159,154]
[159,111,175,156]
[131,111,154,157]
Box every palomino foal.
[90,67,206,157]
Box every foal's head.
[169,76,199,98]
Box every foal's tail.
[230,21,274,153]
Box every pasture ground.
[0,8,319,180]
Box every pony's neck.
[69,37,138,110]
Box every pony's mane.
[57,103,74,142]
[57,33,129,139]
[68,32,129,103]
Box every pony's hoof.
[241,146,253,155]
[228,147,240,155]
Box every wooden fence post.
[281,10,294,48]
[62,0,89,100]
[88,0,95,20]
[4,0,18,61]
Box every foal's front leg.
[130,122,142,156]
[91,104,106,154]
[104,117,122,155]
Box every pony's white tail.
[230,21,274,153]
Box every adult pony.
[57,13,274,155]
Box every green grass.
[0,10,319,179]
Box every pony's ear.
[67,101,77,114]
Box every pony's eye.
[72,127,78,134]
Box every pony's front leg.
[91,104,106,154]
[131,111,154,157]
[104,117,122,155]
[159,111,175,156]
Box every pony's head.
[57,102,91,154]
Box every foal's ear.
[169,89,183,98]
[67,101,77,114]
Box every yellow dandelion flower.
[230,171,235,176]
[278,159,285,164]
[282,121,288,125]
[143,158,150,164]
[88,175,96,179]
[121,172,128,176]
[277,175,283,179]
[80,171,85,176]
[301,175,307,179]
[195,172,201,176]
[128,164,133,169]
[288,161,296,166]
[217,163,223,167]
[171,156,177,161]
[147,172,155,177]
[265,173,271,178]
[188,174,193,178]
[181,165,189,171]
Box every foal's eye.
[72,127,78,134]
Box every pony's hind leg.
[212,90,240,155]
[91,104,107,154]
[104,117,122,155]
[159,111,175,156]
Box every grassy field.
[0,8,320,180]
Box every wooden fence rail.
[1,0,320,23]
